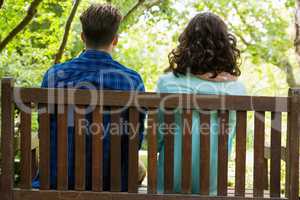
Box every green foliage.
[0,0,297,93]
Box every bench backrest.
[0,78,299,200]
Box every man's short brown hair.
[80,4,122,47]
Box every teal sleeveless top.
[156,72,246,195]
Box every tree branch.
[121,0,164,28]
[231,28,252,46]
[54,0,81,64]
[143,0,163,10]
[232,2,258,41]
[0,0,4,9]
[235,30,299,87]
[231,9,298,87]
[122,0,145,23]
[0,0,43,52]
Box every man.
[34,4,145,191]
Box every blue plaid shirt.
[33,50,145,191]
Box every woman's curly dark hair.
[167,12,241,77]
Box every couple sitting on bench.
[33,4,245,195]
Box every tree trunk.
[295,0,300,57]
[279,60,298,88]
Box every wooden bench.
[0,77,299,200]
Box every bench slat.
[110,107,122,192]
[15,87,289,112]
[39,105,50,190]
[270,112,281,197]
[128,108,139,193]
[235,111,247,196]
[75,106,86,190]
[57,104,68,190]
[20,105,32,189]
[200,111,210,195]
[164,110,174,193]
[253,111,265,197]
[182,110,192,194]
[218,111,229,196]
[92,106,103,192]
[147,111,158,194]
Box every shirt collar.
[79,49,112,60]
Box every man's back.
[42,50,144,91]
[34,50,145,191]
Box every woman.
[156,12,246,195]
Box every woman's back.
[157,72,245,95]
[156,12,245,195]
[156,72,246,195]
